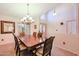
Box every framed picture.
[34,25,37,29]
[0,21,15,34]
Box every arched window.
[40,14,46,23]
[39,14,47,39]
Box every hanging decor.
[21,3,34,24]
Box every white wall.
[30,16,40,35]
[0,15,18,44]
[0,16,16,55]
[47,4,77,37]
[47,4,79,55]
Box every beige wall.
[0,22,1,33]
[76,4,79,33]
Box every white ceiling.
[0,3,61,19]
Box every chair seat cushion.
[33,47,43,56]
[20,43,27,50]
[37,48,43,54]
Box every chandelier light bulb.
[53,12,56,16]
[29,17,33,20]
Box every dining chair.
[33,36,55,56]
[12,33,20,56]
[12,33,31,56]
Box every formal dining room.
[0,3,79,56]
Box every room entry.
[39,23,47,40]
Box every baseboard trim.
[56,46,78,56]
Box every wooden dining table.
[19,36,45,51]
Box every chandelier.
[21,3,34,24]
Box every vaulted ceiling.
[0,3,61,19]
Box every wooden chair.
[12,33,20,56]
[33,36,55,56]
[12,33,30,56]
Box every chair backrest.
[37,32,43,39]
[43,36,55,56]
[12,33,20,56]
[32,32,37,40]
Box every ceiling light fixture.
[21,3,34,24]
[53,9,56,16]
